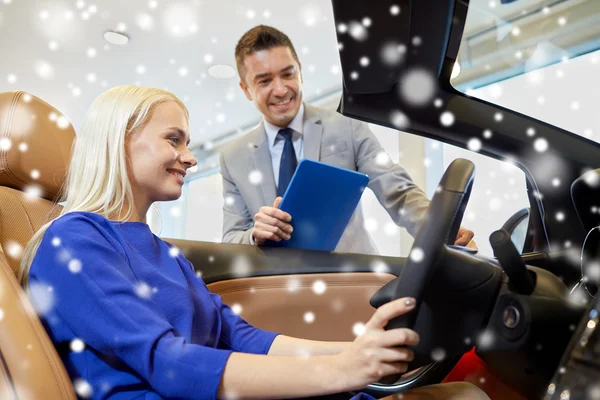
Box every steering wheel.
[363,158,476,397]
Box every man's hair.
[235,25,300,83]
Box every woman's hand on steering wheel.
[334,297,420,391]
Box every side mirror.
[501,208,533,253]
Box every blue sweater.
[29,212,279,399]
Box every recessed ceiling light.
[104,31,129,45]
[208,64,236,79]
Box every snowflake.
[29,282,55,315]
[68,259,82,273]
[303,311,315,324]
[231,255,252,277]
[467,138,482,152]
[364,218,378,232]
[70,338,86,353]
[375,151,392,166]
[231,303,242,315]
[312,280,327,295]
[135,282,152,299]
[477,330,495,349]
[5,240,23,260]
[169,247,180,257]
[286,278,300,293]
[399,68,436,107]
[371,260,390,274]
[431,347,446,361]
[74,378,93,398]
[248,170,263,185]
[353,322,366,336]
[384,222,399,236]
[380,42,406,66]
[56,115,70,129]
[440,111,455,127]
[348,21,368,42]
[534,138,549,152]
[390,111,409,129]
[409,247,424,263]
[34,60,54,80]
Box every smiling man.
[220,25,474,254]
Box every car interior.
[2,0,600,399]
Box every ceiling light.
[208,65,236,79]
[104,31,129,45]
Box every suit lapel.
[303,104,323,161]
[250,123,278,205]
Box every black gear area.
[544,301,600,400]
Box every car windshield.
[450,0,600,142]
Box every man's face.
[239,46,303,128]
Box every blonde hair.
[18,85,188,286]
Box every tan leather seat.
[0,91,76,399]
[0,91,399,400]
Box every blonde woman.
[19,86,488,400]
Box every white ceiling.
[0,0,344,147]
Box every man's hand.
[455,226,477,250]
[252,197,293,245]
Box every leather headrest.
[0,91,75,201]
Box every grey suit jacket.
[219,103,431,255]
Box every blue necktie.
[277,128,297,197]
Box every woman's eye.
[168,137,179,145]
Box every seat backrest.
[0,91,76,399]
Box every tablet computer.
[264,159,369,252]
